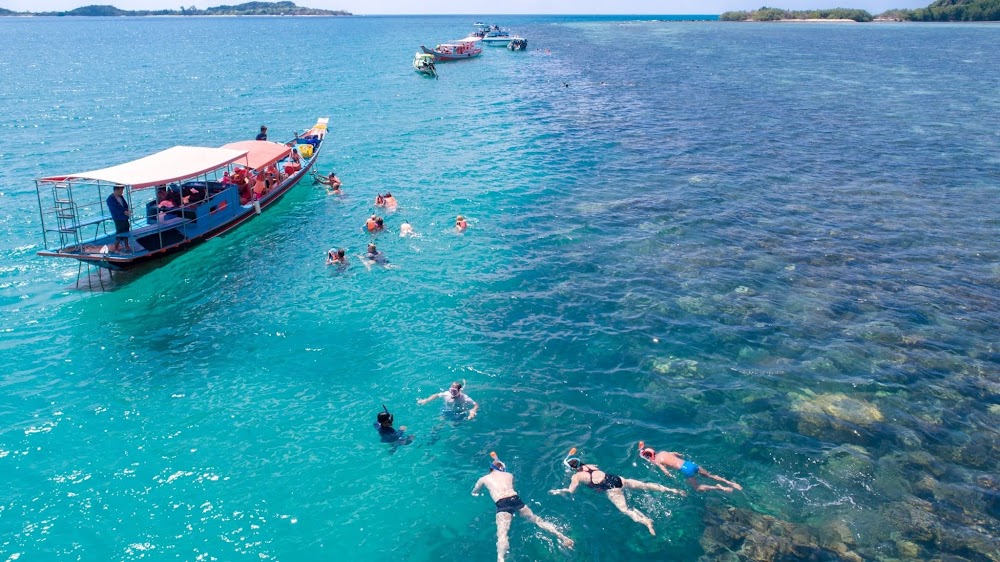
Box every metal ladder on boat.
[50,182,81,250]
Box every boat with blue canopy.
[35,118,328,276]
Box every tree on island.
[720,6,873,21]
[901,0,1000,21]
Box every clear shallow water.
[2,15,1000,562]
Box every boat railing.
[36,179,118,253]
[35,178,228,256]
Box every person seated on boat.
[221,171,233,185]
[375,194,386,207]
[238,180,252,206]
[455,215,468,232]
[326,248,347,266]
[156,186,175,209]
[161,185,182,208]
[181,184,205,205]
[383,192,398,210]
[284,151,302,175]
[253,174,268,199]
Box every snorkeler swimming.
[417,380,479,420]
[550,447,684,536]
[374,405,410,444]
[472,452,574,562]
[638,441,742,492]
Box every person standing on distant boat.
[638,441,742,493]
[473,452,574,562]
[550,455,685,536]
[106,184,132,254]
[417,380,479,420]
[256,125,267,141]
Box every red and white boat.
[420,39,482,61]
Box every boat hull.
[419,45,482,61]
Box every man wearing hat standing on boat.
[106,184,132,254]
[256,125,267,141]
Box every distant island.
[722,0,999,22]
[884,0,1000,21]
[720,7,873,21]
[0,1,350,16]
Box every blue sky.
[7,0,931,13]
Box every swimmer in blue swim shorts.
[638,441,742,493]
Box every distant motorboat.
[507,37,527,51]
[413,52,437,78]
[472,22,512,45]
[420,39,483,61]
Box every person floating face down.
[417,380,479,420]
[638,441,742,493]
[472,452,574,562]
[550,450,685,536]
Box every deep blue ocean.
[1,14,999,562]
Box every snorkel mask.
[562,447,580,471]
[489,451,506,472]
[450,379,467,398]
[638,440,655,460]
[379,404,394,425]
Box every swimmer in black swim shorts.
[472,452,574,562]
[550,453,685,536]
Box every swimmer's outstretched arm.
[549,475,580,496]
[471,477,485,496]
[417,391,443,405]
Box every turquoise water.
[2,15,1000,561]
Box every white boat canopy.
[40,146,249,190]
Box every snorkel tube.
[562,447,579,471]
[489,451,506,472]
[382,404,393,425]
